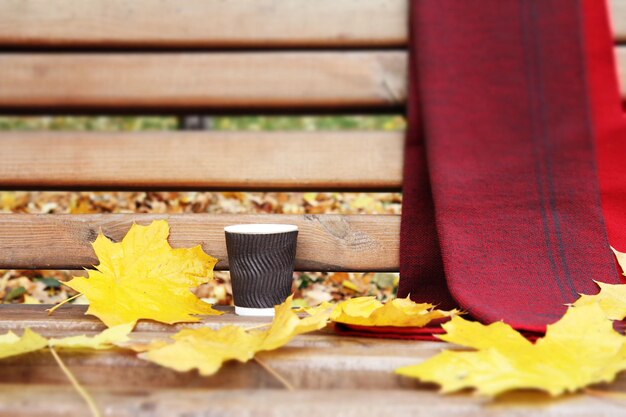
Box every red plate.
[332,319,448,341]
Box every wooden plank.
[0,306,439,391]
[1,306,625,416]
[2,387,625,417]
[612,0,626,43]
[0,341,436,391]
[3,48,626,110]
[0,0,407,48]
[3,48,626,111]
[0,131,403,191]
[0,214,400,271]
[614,47,626,94]
[0,52,407,110]
[0,305,272,334]
[0,0,624,48]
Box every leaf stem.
[254,355,295,392]
[585,388,626,400]
[46,293,83,315]
[243,322,273,332]
[49,346,102,417]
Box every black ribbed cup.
[225,224,298,315]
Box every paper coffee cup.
[224,224,298,316]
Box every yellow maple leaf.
[65,220,221,327]
[140,296,331,376]
[396,303,626,396]
[0,325,133,360]
[612,246,626,276]
[330,296,458,327]
[257,295,331,351]
[139,326,259,375]
[49,323,134,350]
[0,328,48,360]
[573,281,626,321]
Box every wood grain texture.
[3,48,626,110]
[0,0,407,48]
[0,0,624,47]
[2,387,624,417]
[0,305,273,334]
[0,52,407,110]
[612,0,626,43]
[0,214,400,271]
[1,306,625,416]
[0,131,403,190]
[614,47,626,94]
[0,305,433,393]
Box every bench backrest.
[0,0,624,273]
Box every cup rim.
[224,224,298,234]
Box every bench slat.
[0,305,270,334]
[0,0,407,48]
[3,48,626,111]
[613,47,626,92]
[0,131,403,191]
[0,214,399,271]
[612,0,626,42]
[0,306,441,391]
[2,307,624,415]
[0,52,407,111]
[0,386,623,417]
[1,0,625,47]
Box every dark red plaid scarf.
[398,0,626,334]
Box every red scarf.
[398,0,625,334]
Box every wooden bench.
[1,1,626,415]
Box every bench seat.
[1,304,626,417]
[2,1,626,415]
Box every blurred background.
[0,115,405,308]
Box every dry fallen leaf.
[342,280,360,293]
[573,281,626,321]
[259,296,331,350]
[23,294,41,304]
[396,303,626,397]
[65,220,221,327]
[0,328,48,359]
[139,296,331,376]
[329,296,458,327]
